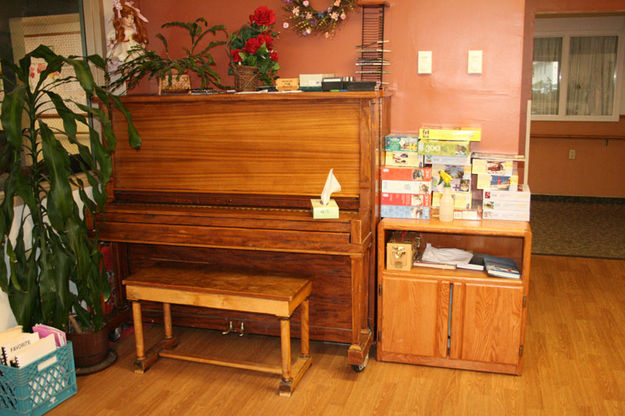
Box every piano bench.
[123,266,313,397]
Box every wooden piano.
[99,91,390,370]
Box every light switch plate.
[418,51,432,74]
[468,50,483,74]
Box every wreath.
[282,0,357,38]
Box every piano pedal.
[238,321,245,337]
[221,321,234,335]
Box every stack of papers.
[0,324,62,367]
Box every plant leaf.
[1,85,26,148]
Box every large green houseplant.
[0,45,141,334]
[110,17,228,91]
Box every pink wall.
[134,0,527,155]
[533,0,625,13]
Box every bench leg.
[301,298,310,357]
[280,318,292,382]
[163,302,173,340]
[132,301,145,361]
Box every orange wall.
[524,0,625,197]
[134,0,526,155]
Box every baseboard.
[532,194,625,204]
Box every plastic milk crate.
[0,342,77,415]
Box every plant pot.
[67,326,111,369]
[233,65,259,92]
[158,73,191,95]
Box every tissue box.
[311,199,339,219]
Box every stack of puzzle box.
[380,127,528,221]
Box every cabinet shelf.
[382,268,524,285]
[377,217,532,375]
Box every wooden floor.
[49,255,625,415]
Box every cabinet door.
[380,276,449,358]
[450,282,523,365]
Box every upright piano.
[99,91,390,369]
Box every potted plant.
[109,17,228,92]
[228,6,280,90]
[0,45,140,366]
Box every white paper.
[320,169,341,206]
[421,243,473,265]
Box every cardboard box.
[381,180,431,194]
[432,191,472,210]
[483,184,531,202]
[472,159,516,175]
[386,231,421,271]
[311,199,339,219]
[418,140,470,157]
[419,127,481,142]
[425,154,472,166]
[482,209,530,222]
[381,192,432,207]
[385,151,424,167]
[453,209,482,220]
[381,205,431,219]
[385,135,420,152]
[380,166,432,182]
[432,164,472,193]
[299,73,334,91]
[477,173,519,190]
[483,199,530,211]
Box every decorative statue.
[107,0,148,70]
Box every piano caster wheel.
[351,354,369,373]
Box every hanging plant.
[282,0,357,38]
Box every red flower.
[230,48,242,63]
[269,51,278,62]
[257,33,273,49]
[249,6,276,26]
[244,37,263,54]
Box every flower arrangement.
[282,0,357,38]
[229,6,280,86]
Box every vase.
[439,187,454,222]
[233,65,259,92]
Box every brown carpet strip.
[530,195,625,259]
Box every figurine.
[107,0,148,70]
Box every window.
[0,0,104,176]
[532,16,624,121]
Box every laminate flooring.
[47,256,625,416]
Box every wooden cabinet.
[377,218,531,375]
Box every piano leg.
[347,254,373,371]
